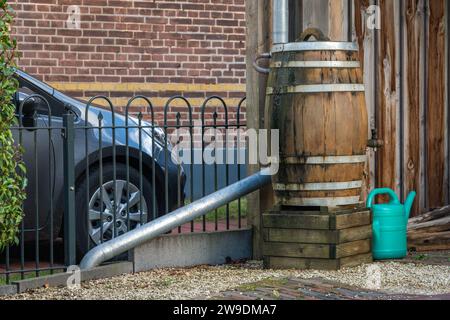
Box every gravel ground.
[2,261,450,300]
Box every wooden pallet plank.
[264,225,372,244]
[265,256,339,271]
[264,253,373,271]
[339,225,373,243]
[262,213,331,230]
[262,242,330,259]
[332,210,372,229]
[339,253,373,268]
[335,239,371,258]
[265,228,338,244]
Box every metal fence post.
[63,112,76,266]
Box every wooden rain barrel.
[266,28,368,209]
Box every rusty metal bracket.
[367,128,384,150]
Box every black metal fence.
[1,94,247,285]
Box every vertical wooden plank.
[376,0,399,195]
[394,0,402,201]
[245,0,262,259]
[258,0,275,225]
[426,0,446,209]
[302,0,351,41]
[289,0,303,41]
[399,0,405,202]
[302,0,330,35]
[446,0,450,204]
[354,0,373,200]
[328,0,350,41]
[404,0,425,216]
[245,0,272,259]
[354,0,371,70]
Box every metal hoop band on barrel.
[271,42,359,53]
[281,196,362,207]
[267,84,365,95]
[281,155,367,165]
[274,181,363,192]
[270,61,361,69]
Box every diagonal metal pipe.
[80,168,272,270]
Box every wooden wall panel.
[426,0,446,209]
[252,0,449,219]
[354,0,448,215]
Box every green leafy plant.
[414,254,428,261]
[0,0,26,250]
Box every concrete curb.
[132,228,253,272]
[10,261,133,294]
[0,285,18,296]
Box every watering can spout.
[405,191,416,221]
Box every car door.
[13,77,66,241]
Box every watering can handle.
[366,188,401,208]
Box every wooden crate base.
[262,206,373,270]
[263,239,371,259]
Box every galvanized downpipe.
[80,168,272,270]
[272,0,289,45]
[253,0,289,74]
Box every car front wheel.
[75,163,156,259]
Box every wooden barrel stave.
[267,45,368,209]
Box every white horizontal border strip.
[283,155,367,165]
[272,42,359,53]
[270,61,361,69]
[267,84,365,94]
[274,181,363,191]
[282,196,362,207]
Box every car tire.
[75,163,156,260]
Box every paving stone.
[212,276,450,301]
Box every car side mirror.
[15,89,45,128]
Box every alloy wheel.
[88,180,148,245]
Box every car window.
[17,76,66,117]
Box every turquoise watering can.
[366,188,416,260]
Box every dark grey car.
[13,70,185,256]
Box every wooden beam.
[426,0,446,209]
[354,0,375,201]
[376,0,399,196]
[302,0,330,36]
[404,0,425,216]
[328,0,350,41]
[245,0,272,260]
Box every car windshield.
[15,69,53,95]
[16,69,107,111]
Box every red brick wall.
[10,0,246,124]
